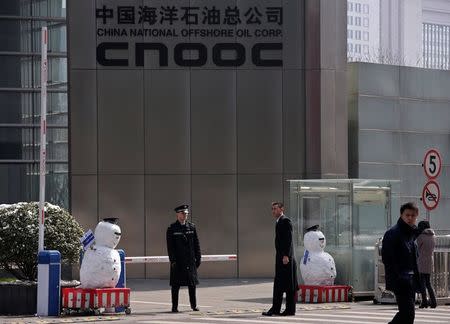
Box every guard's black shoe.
[192,307,199,311]
[262,309,280,316]
[280,311,295,316]
[171,308,179,313]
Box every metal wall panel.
[144,70,190,174]
[400,67,450,100]
[335,70,348,175]
[70,70,97,175]
[191,70,237,174]
[398,164,425,197]
[358,96,399,130]
[304,0,321,70]
[358,163,399,183]
[98,175,145,278]
[238,174,283,277]
[398,132,450,164]
[305,69,322,178]
[358,131,400,163]
[237,70,282,173]
[320,69,337,175]
[283,70,305,175]
[334,0,348,71]
[192,175,238,278]
[358,63,400,97]
[320,0,339,70]
[97,70,144,174]
[71,175,98,231]
[315,0,347,71]
[145,175,191,278]
[68,0,96,69]
[399,100,450,133]
[283,0,304,69]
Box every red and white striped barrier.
[298,285,352,303]
[125,254,237,264]
[62,287,130,309]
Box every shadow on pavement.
[128,279,272,292]
[228,297,272,304]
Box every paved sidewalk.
[1,279,449,324]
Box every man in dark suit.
[166,204,201,313]
[263,202,299,316]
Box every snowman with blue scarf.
[80,218,122,288]
[300,225,336,285]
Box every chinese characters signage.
[95,2,284,68]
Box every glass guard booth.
[289,179,399,296]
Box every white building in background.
[347,0,380,62]
[347,0,450,69]
[423,0,450,69]
[379,0,423,67]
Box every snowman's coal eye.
[319,238,324,241]
[114,232,121,236]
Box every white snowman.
[299,225,336,286]
[80,218,122,288]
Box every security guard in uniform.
[166,204,201,313]
[382,202,419,324]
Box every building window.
[0,0,68,208]
[423,22,450,69]
[363,4,369,14]
[363,31,369,41]
[348,2,353,12]
[363,45,369,54]
[355,17,361,26]
[356,30,361,40]
[355,3,361,13]
[355,44,361,53]
[363,18,369,27]
[348,29,353,39]
[348,15,353,25]
[348,43,353,52]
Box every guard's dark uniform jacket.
[166,220,201,287]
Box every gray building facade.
[349,62,450,232]
[68,0,347,279]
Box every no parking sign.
[421,180,440,211]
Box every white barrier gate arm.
[125,254,237,264]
